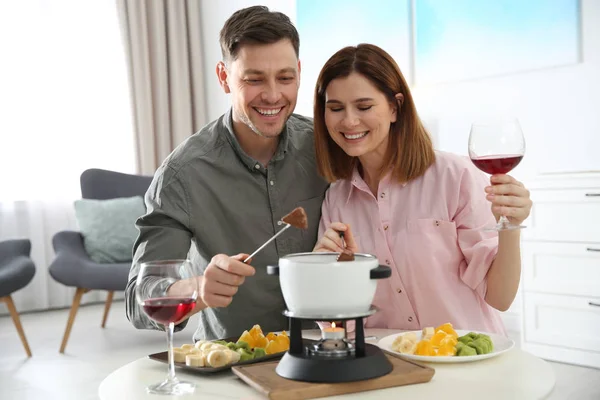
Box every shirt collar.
[222,108,290,171]
[345,166,369,205]
[345,165,405,204]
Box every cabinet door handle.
[590,302,600,307]
[587,248,600,252]
[585,193,600,197]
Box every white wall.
[200,0,599,178]
[410,0,600,178]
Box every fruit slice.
[436,342,457,356]
[421,327,435,340]
[429,330,448,347]
[397,339,417,354]
[415,340,436,356]
[254,335,268,349]
[456,342,477,356]
[207,350,228,367]
[253,348,267,358]
[440,335,458,347]
[249,324,264,339]
[435,322,458,338]
[186,354,205,367]
[402,332,418,343]
[237,330,256,348]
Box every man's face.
[218,39,300,139]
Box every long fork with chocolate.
[336,231,355,262]
[243,207,308,263]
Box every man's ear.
[297,59,301,86]
[216,61,230,94]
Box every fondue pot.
[267,252,391,317]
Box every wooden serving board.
[231,352,435,400]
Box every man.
[125,6,328,340]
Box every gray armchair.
[0,239,36,357]
[49,168,152,353]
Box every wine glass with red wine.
[135,259,198,395]
[468,118,526,231]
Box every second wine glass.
[468,118,526,231]
[135,259,198,396]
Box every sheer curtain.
[0,1,136,313]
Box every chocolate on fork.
[336,231,355,261]
[281,207,308,230]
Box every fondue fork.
[243,223,290,263]
[243,206,308,264]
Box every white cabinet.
[520,173,600,369]
[522,242,600,297]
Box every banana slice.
[228,349,241,364]
[199,342,215,352]
[403,332,418,344]
[173,347,187,363]
[200,342,227,353]
[397,339,417,355]
[422,327,435,341]
[181,344,195,352]
[391,335,405,351]
[186,354,205,367]
[186,347,201,355]
[207,350,228,368]
[194,340,208,349]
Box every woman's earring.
[395,93,404,108]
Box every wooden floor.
[0,302,598,399]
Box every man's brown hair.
[314,44,435,183]
[219,6,300,63]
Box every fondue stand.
[267,260,393,383]
[277,307,392,382]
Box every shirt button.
[385,259,391,265]
[384,225,389,230]
[408,317,413,322]
[380,192,385,198]
[397,288,402,294]
[435,220,440,226]
[255,164,260,170]
[270,180,274,185]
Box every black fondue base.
[276,314,393,383]
[276,342,392,383]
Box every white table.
[99,329,556,400]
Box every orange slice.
[435,323,458,339]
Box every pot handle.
[370,265,392,279]
[267,265,279,276]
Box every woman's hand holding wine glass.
[468,118,532,231]
[484,174,532,228]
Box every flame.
[331,322,336,328]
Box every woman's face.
[324,72,397,159]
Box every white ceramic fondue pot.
[267,252,391,317]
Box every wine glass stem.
[498,215,510,228]
[166,322,177,383]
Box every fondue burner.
[274,307,393,383]
[309,337,355,357]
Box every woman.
[312,44,532,335]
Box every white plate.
[377,329,515,363]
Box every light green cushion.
[74,196,146,264]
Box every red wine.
[471,154,523,175]
[143,297,196,324]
